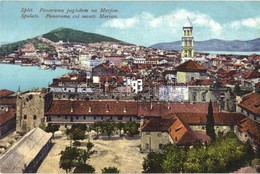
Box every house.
[175,60,207,83]
[237,92,260,123]
[0,109,16,138]
[0,89,16,111]
[92,63,116,77]
[140,115,211,152]
[235,118,260,152]
[0,128,52,173]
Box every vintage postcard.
[0,0,259,173]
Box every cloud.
[229,17,260,29]
[98,9,259,46]
[102,16,138,29]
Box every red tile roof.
[0,90,14,98]
[141,118,176,132]
[238,93,260,115]
[237,118,260,146]
[176,60,207,72]
[188,79,214,86]
[173,112,245,126]
[243,70,260,79]
[0,110,15,126]
[45,100,137,116]
[141,115,210,146]
[138,102,219,117]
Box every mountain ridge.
[42,27,127,44]
[150,38,260,52]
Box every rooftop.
[176,60,207,72]
[238,93,260,115]
[0,128,52,173]
[183,17,193,28]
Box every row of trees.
[90,120,140,138]
[143,132,255,173]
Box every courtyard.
[37,131,146,173]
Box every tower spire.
[181,17,195,63]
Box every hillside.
[42,27,125,43]
[150,38,260,52]
[0,38,56,56]
[0,28,130,56]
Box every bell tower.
[181,17,194,62]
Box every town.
[0,17,260,173]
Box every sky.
[0,1,260,46]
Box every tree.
[143,152,165,173]
[73,164,95,173]
[91,122,104,138]
[116,122,124,137]
[59,146,81,173]
[206,100,216,140]
[123,122,139,136]
[102,120,115,138]
[101,166,120,173]
[70,124,86,141]
[45,123,60,137]
[162,144,186,173]
[60,141,96,173]
[184,147,208,172]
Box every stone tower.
[16,89,52,134]
[181,17,194,63]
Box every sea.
[0,64,71,92]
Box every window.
[33,115,37,120]
[84,116,86,120]
[192,92,197,102]
[110,116,112,120]
[63,95,66,99]
[24,115,27,119]
[94,116,96,120]
[76,116,79,120]
[101,116,103,120]
[47,116,51,122]
[118,116,122,120]
[146,143,149,150]
[202,93,206,102]
[65,125,67,128]
[159,144,164,150]
[65,116,67,119]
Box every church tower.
[181,17,194,63]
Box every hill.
[42,27,126,44]
[0,28,130,56]
[150,38,260,52]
